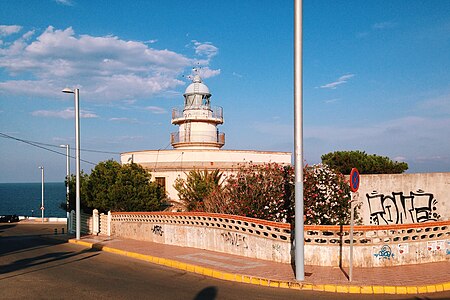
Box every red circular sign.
[350,168,360,192]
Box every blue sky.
[1,0,449,183]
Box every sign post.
[349,167,360,282]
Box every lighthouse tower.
[170,75,225,149]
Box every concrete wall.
[110,212,291,263]
[356,173,450,225]
[304,222,450,267]
[108,212,450,267]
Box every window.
[155,177,166,192]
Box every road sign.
[349,168,360,192]
[348,167,360,281]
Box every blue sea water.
[0,182,67,218]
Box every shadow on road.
[0,223,99,280]
[193,286,218,300]
[0,248,100,277]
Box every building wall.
[356,173,450,225]
[121,149,292,206]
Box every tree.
[174,169,223,211]
[64,160,166,213]
[321,150,408,174]
[62,171,90,213]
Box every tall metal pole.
[63,88,81,240]
[60,144,70,232]
[294,0,304,281]
[74,88,81,240]
[39,166,44,223]
[349,195,355,281]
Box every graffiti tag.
[367,190,440,225]
[151,225,164,236]
[221,232,248,249]
[374,245,394,260]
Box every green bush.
[321,150,408,174]
[64,160,166,213]
[174,169,223,211]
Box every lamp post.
[38,166,44,223]
[294,0,304,281]
[62,88,80,240]
[60,144,70,232]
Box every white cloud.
[0,26,221,102]
[145,106,167,114]
[320,74,355,89]
[109,117,138,123]
[372,21,396,30]
[304,116,450,169]
[191,40,218,59]
[324,98,339,104]
[195,67,221,79]
[0,25,22,37]
[31,107,98,119]
[54,0,74,6]
[418,94,450,114]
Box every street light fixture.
[38,166,44,223]
[60,144,70,232]
[62,88,81,240]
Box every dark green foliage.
[64,160,166,213]
[62,171,90,213]
[174,169,223,211]
[321,151,408,174]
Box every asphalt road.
[1,223,449,300]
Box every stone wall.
[356,173,450,225]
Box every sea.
[0,182,67,218]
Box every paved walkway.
[68,235,450,295]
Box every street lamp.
[62,88,80,240]
[60,144,70,232]
[294,0,305,281]
[38,166,44,223]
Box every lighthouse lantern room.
[170,74,225,149]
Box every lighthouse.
[171,74,225,149]
[121,75,291,207]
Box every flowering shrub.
[205,163,294,223]
[303,164,360,225]
[176,162,360,225]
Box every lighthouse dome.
[184,75,210,96]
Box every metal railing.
[171,131,225,145]
[172,106,223,121]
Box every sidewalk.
[69,235,450,295]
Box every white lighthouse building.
[171,74,225,149]
[121,75,291,209]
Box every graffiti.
[373,245,394,260]
[427,240,445,252]
[272,244,281,253]
[151,225,164,236]
[221,232,248,249]
[367,190,440,225]
[397,244,409,255]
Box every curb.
[69,239,450,295]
